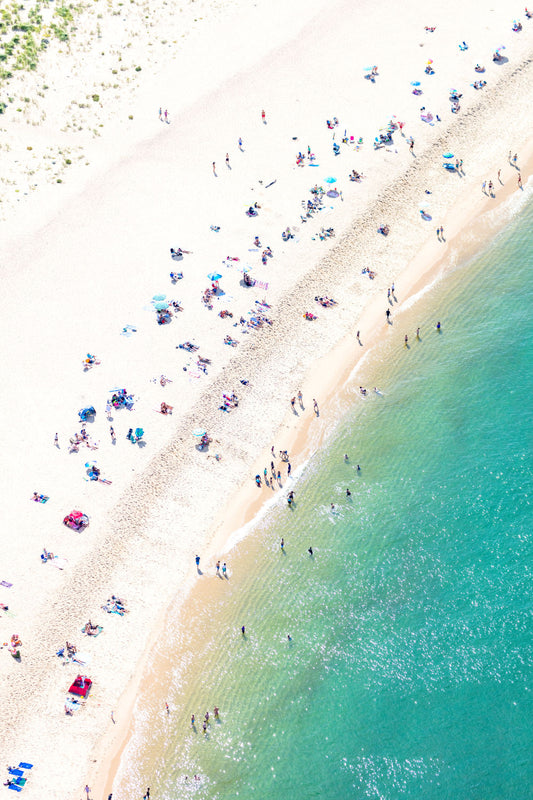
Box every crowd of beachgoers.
[0,0,532,798]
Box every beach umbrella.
[192,428,206,437]
[443,152,454,158]
[207,272,222,282]
[152,293,166,301]
[410,80,421,86]
[154,300,168,310]
[363,66,373,72]
[135,428,144,439]
[324,176,337,184]
[427,59,433,64]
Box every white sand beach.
[1,0,532,796]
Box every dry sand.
[0,0,532,797]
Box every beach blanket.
[65,698,84,712]
[8,785,22,792]
[1,580,13,588]
[253,280,269,291]
[81,625,103,636]
[8,770,23,777]
[18,765,33,771]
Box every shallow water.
[125,197,533,799]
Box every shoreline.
[1,2,532,797]
[93,139,532,800]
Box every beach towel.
[8,770,23,777]
[18,765,33,770]
[1,580,13,588]
[254,280,269,291]
[65,699,83,712]
[8,784,22,792]
[81,625,103,636]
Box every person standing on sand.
[518,173,522,189]
[158,107,162,120]
[212,161,216,176]
[54,432,59,447]
[386,308,391,323]
[291,397,296,411]
[216,560,220,575]
[191,713,195,726]
[261,109,266,123]
[497,169,502,183]
[226,153,230,168]
[287,462,291,476]
[195,555,200,570]
[404,334,409,347]
[440,226,444,239]
[164,110,168,123]
[313,398,319,416]
[238,137,243,149]
[436,228,440,240]
[416,327,420,340]
[297,390,303,407]
[222,562,227,577]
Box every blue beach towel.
[8,770,23,777]
[8,785,22,792]
[18,765,32,770]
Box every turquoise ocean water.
[132,198,532,799]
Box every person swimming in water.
[308,546,313,556]
[346,488,351,497]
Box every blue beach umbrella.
[154,300,168,310]
[324,176,337,184]
[443,152,454,159]
[192,428,206,437]
[207,272,222,282]
[410,80,421,86]
[152,293,166,301]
